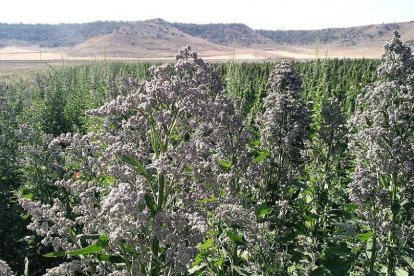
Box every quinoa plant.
[19,47,268,275]
[253,61,311,272]
[0,83,29,272]
[348,31,414,275]
[256,61,310,203]
[304,97,353,273]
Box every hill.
[70,19,229,58]
[257,21,414,47]
[1,19,414,60]
[172,23,273,46]
[0,21,125,47]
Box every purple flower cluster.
[348,31,414,272]
[256,61,310,200]
[20,46,262,274]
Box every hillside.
[1,19,414,60]
[172,23,273,46]
[70,19,229,58]
[0,21,125,47]
[257,21,414,47]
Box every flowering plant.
[19,47,267,275]
[348,31,414,274]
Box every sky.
[1,0,413,30]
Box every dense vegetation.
[1,32,414,275]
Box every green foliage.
[25,62,151,135]
[216,58,379,128]
[5,55,413,275]
[0,62,151,275]
[44,234,109,257]
[0,84,25,272]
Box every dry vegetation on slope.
[71,19,230,58]
[1,19,414,60]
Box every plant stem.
[157,172,165,210]
[150,237,160,276]
[387,173,398,276]
[369,232,377,273]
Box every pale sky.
[1,0,413,30]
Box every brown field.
[0,47,382,77]
[0,39,386,63]
[0,44,383,74]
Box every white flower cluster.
[0,259,14,276]
[43,260,82,276]
[19,197,77,252]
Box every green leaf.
[351,245,363,254]
[44,234,109,257]
[232,265,249,276]
[396,268,409,276]
[218,160,233,169]
[188,263,207,274]
[97,254,125,263]
[226,230,245,246]
[309,266,331,276]
[322,255,353,275]
[258,205,272,218]
[120,154,152,182]
[292,180,308,190]
[402,255,414,269]
[44,251,66,257]
[96,234,109,247]
[391,202,401,214]
[121,154,143,170]
[198,239,214,250]
[18,187,33,199]
[66,244,104,256]
[326,245,352,257]
[101,175,116,186]
[197,195,217,204]
[357,232,373,241]
[240,250,249,261]
[22,192,33,200]
[214,255,224,268]
[250,140,261,147]
[253,150,270,163]
[192,253,204,266]
[402,246,414,256]
[24,257,29,276]
[144,193,158,215]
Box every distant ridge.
[171,23,274,46]
[0,21,126,47]
[256,21,414,47]
[0,18,414,59]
